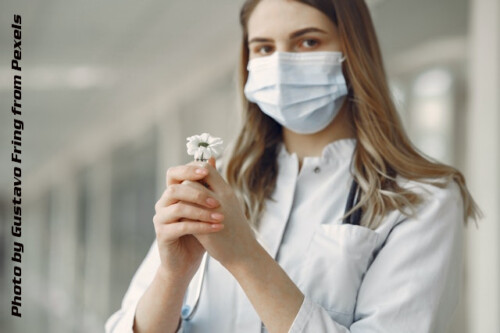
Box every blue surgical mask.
[244,51,348,134]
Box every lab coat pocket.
[297,224,379,320]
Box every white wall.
[465,0,500,331]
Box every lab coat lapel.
[256,147,298,259]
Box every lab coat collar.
[277,137,357,164]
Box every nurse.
[105,0,481,332]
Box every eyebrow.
[248,27,328,44]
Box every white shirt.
[105,138,464,333]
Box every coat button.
[313,166,321,173]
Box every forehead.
[247,0,335,39]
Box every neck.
[282,104,355,170]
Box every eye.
[300,38,319,49]
[255,45,274,55]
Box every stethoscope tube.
[180,178,362,322]
[343,178,362,225]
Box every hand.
[152,161,225,281]
[192,158,258,269]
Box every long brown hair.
[223,0,481,230]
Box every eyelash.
[252,38,321,55]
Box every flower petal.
[186,133,223,159]
[200,133,210,143]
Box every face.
[247,0,341,60]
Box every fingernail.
[195,168,208,175]
[211,212,224,220]
[211,223,224,229]
[206,197,219,207]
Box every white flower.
[186,132,224,161]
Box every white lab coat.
[105,138,464,333]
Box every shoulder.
[397,176,463,211]
[372,175,465,240]
[389,176,465,232]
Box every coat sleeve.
[288,180,465,333]
[104,239,166,333]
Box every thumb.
[201,156,225,191]
[208,157,216,169]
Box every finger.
[186,160,214,189]
[207,157,216,169]
[153,202,224,225]
[155,181,219,210]
[166,163,210,187]
[156,183,220,209]
[180,178,212,191]
[157,221,224,241]
[198,161,226,192]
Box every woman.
[105,0,481,332]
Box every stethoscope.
[180,178,362,321]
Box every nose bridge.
[274,40,293,53]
